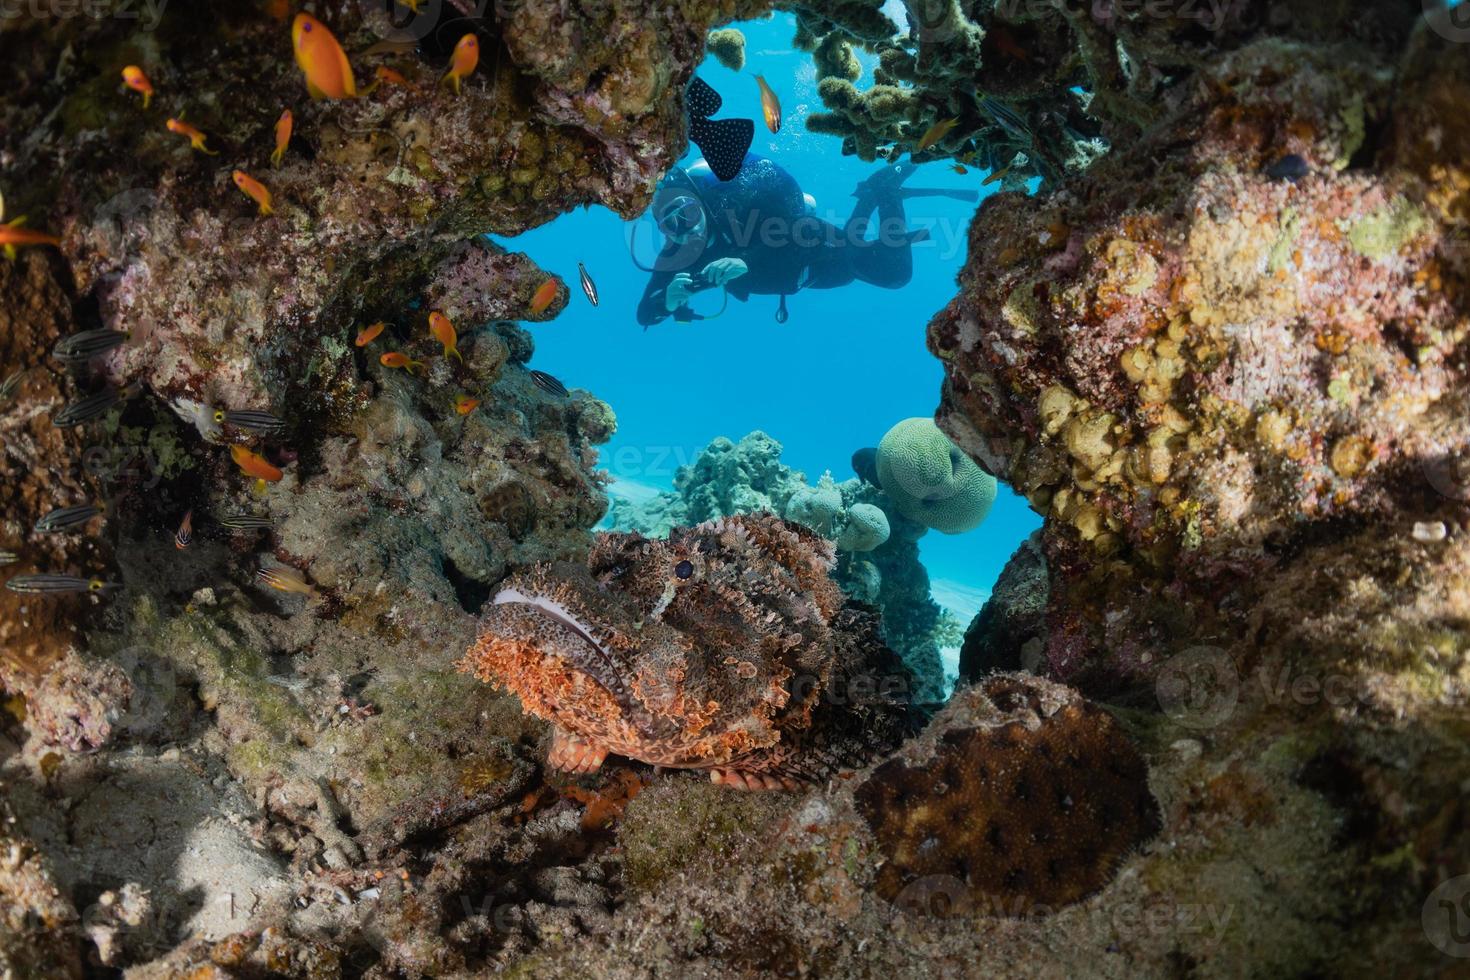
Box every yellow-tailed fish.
[915,116,958,153]
[754,74,781,133]
[167,117,218,154]
[428,311,462,363]
[257,565,318,599]
[442,33,478,94]
[983,163,1013,186]
[121,65,154,108]
[0,217,61,260]
[292,13,357,100]
[454,394,480,415]
[232,171,274,215]
[272,109,292,166]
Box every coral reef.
[935,19,1470,973]
[856,672,1158,913]
[957,529,1047,680]
[874,416,995,534]
[790,0,1423,186]
[1,0,1465,974]
[608,431,954,698]
[707,27,749,71]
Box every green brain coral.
[836,502,890,552]
[875,418,996,534]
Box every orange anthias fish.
[380,351,427,376]
[375,65,409,86]
[355,321,387,346]
[232,171,274,215]
[121,65,153,108]
[166,117,218,154]
[529,278,559,315]
[442,33,478,94]
[454,394,480,415]
[231,445,283,496]
[293,13,357,100]
[952,163,968,174]
[0,217,61,260]
[915,116,959,153]
[428,311,462,363]
[271,109,292,167]
[754,74,781,134]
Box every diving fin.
[686,76,753,182]
[689,116,754,182]
[899,187,981,203]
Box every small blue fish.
[1264,154,1310,183]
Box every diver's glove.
[702,257,748,285]
[665,273,696,312]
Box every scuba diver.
[634,154,978,327]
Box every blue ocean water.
[496,12,1042,644]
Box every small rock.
[1412,520,1448,543]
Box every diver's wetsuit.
[636,154,925,327]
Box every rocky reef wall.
[938,16,1470,975]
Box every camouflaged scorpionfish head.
[459,513,846,769]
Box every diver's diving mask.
[628,168,713,275]
[657,195,707,244]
